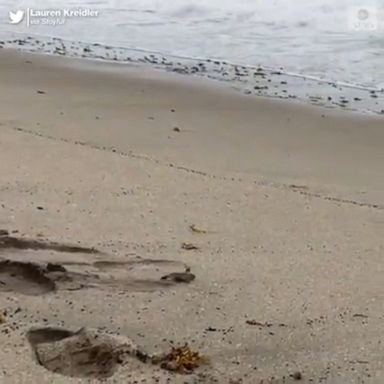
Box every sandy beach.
[0,49,383,383]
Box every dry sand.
[0,49,383,383]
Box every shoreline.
[0,48,383,383]
[1,35,384,116]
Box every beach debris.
[289,184,309,191]
[246,320,272,327]
[161,269,195,283]
[352,313,368,319]
[36,90,46,94]
[349,360,369,365]
[0,229,9,237]
[46,263,66,273]
[154,344,209,374]
[189,224,208,234]
[181,242,199,251]
[0,311,6,324]
[173,127,181,132]
[291,371,303,381]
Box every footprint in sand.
[58,258,192,292]
[0,233,193,295]
[27,327,148,379]
[0,260,55,295]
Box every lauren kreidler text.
[20,7,100,27]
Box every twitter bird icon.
[9,10,25,24]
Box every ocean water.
[1,0,383,109]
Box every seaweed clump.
[155,344,209,374]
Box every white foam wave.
[0,0,383,87]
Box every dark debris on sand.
[181,242,199,251]
[161,271,196,283]
[153,344,209,374]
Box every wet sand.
[1,36,384,116]
[0,49,383,383]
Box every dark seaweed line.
[3,34,383,93]
[6,124,384,211]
